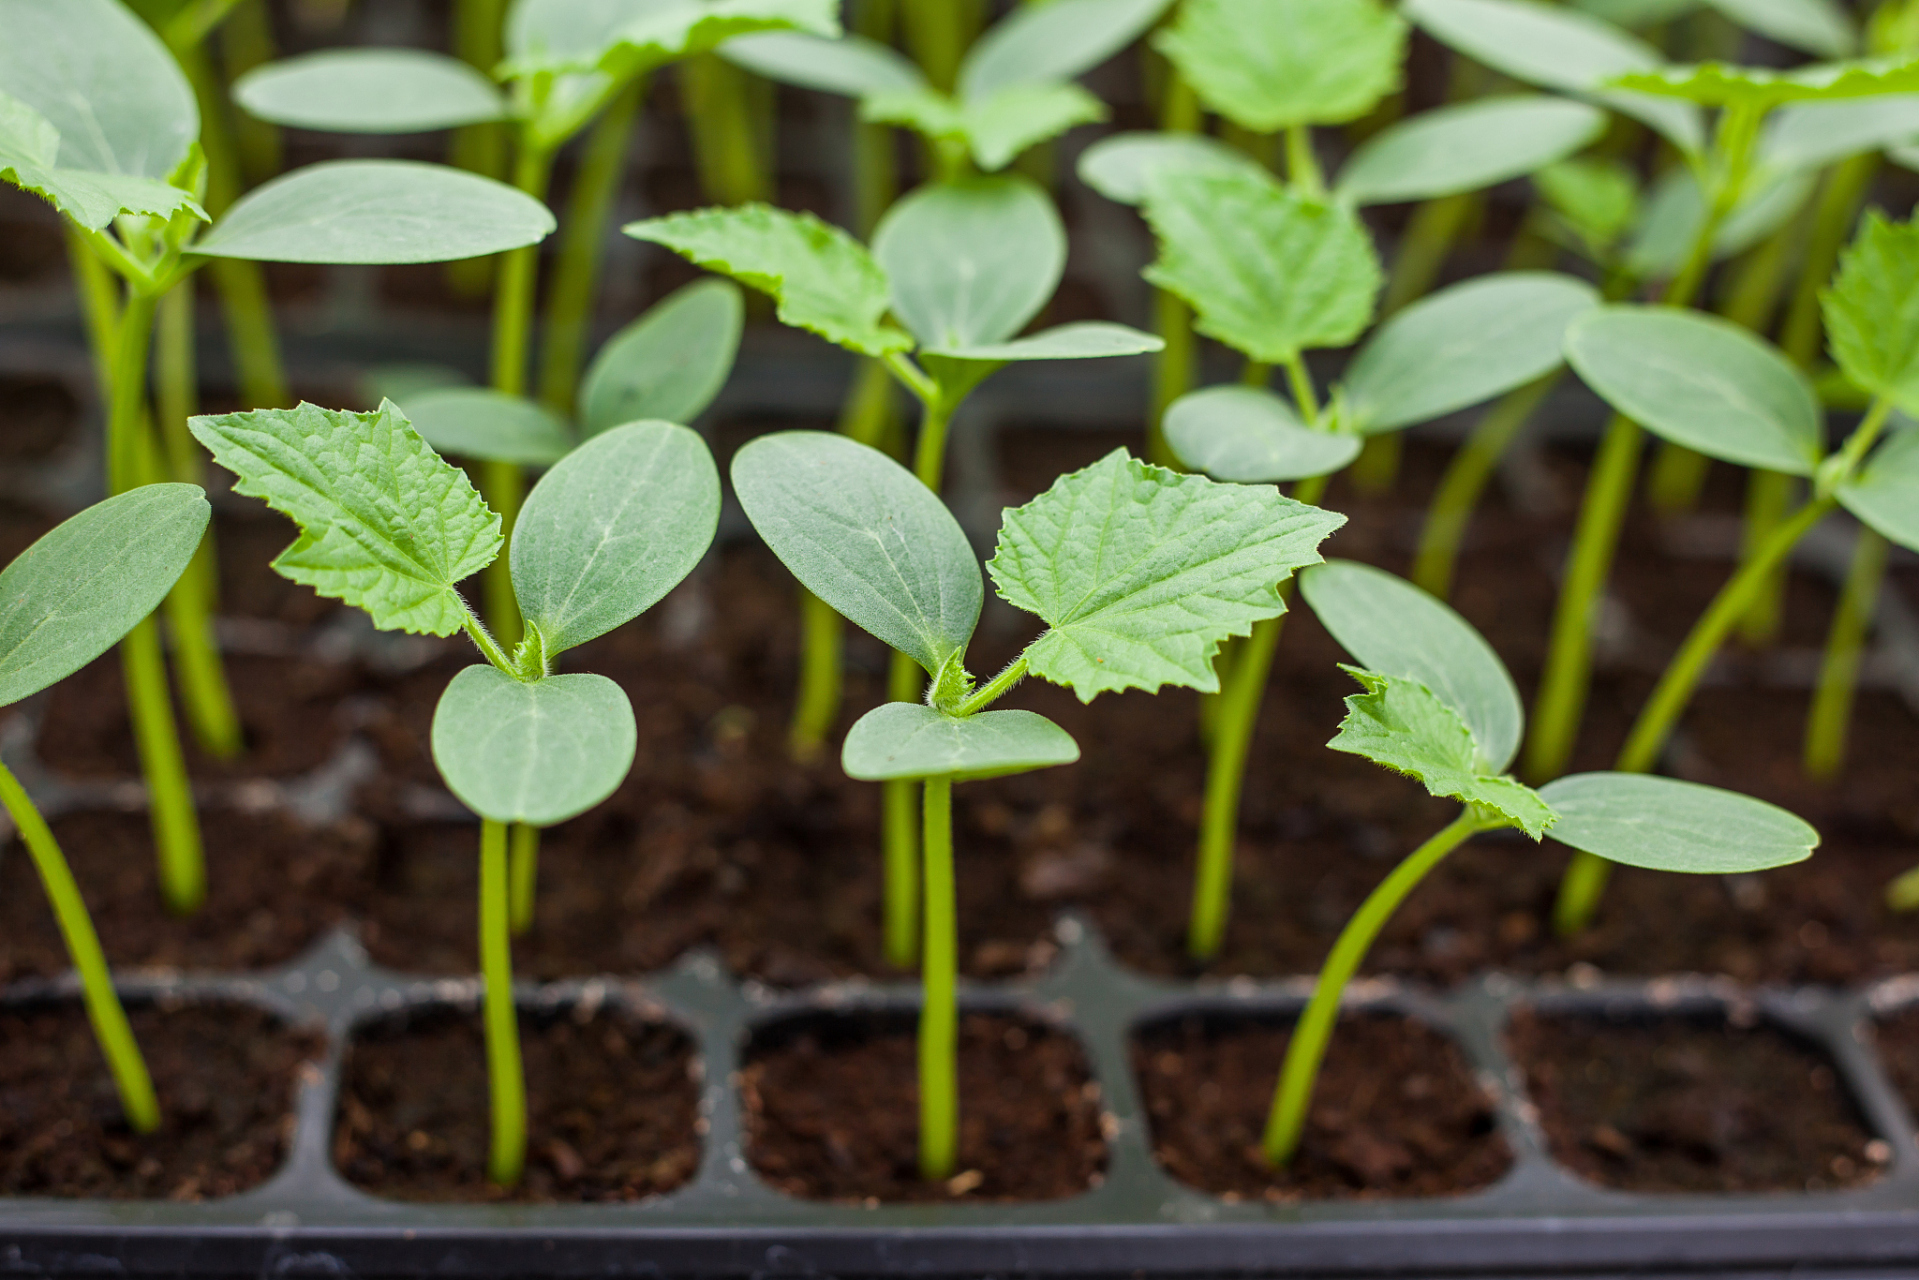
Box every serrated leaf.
[987,449,1345,701]
[1535,157,1640,255]
[579,278,743,435]
[1839,427,1919,553]
[864,82,1107,171]
[1607,57,1919,105]
[1704,0,1854,58]
[924,321,1163,363]
[720,30,926,96]
[1155,0,1408,131]
[1164,385,1362,483]
[1300,560,1525,772]
[0,91,206,230]
[1537,772,1817,872]
[1336,97,1606,207]
[1564,306,1823,474]
[1075,131,1266,206]
[625,204,910,356]
[189,400,502,636]
[512,421,720,656]
[432,667,636,826]
[233,49,509,133]
[595,0,842,80]
[0,485,208,709]
[1329,668,1557,837]
[732,431,981,678]
[959,0,1173,97]
[1759,95,1919,174]
[841,703,1080,782]
[399,388,576,466]
[1823,209,1919,415]
[1142,171,1382,364]
[872,176,1064,350]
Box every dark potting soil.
[1862,1008,1919,1141]
[0,374,79,461]
[0,1002,318,1198]
[332,1006,701,1203]
[0,808,371,981]
[1507,1009,1885,1193]
[1132,1013,1511,1201]
[741,1012,1107,1203]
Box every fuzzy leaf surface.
[1075,131,1265,206]
[842,704,1080,782]
[1337,97,1605,207]
[720,30,925,96]
[579,278,742,434]
[234,50,508,133]
[432,667,636,825]
[1156,0,1408,130]
[1824,210,1919,415]
[1538,772,1817,872]
[988,450,1344,700]
[400,388,575,466]
[1164,386,1362,483]
[189,401,501,636]
[872,175,1064,350]
[1839,427,1919,553]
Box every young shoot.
[1265,559,1819,1168]
[732,431,1342,1180]
[189,401,720,1186]
[0,483,212,1136]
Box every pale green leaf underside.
[872,175,1064,350]
[400,387,576,466]
[234,50,508,134]
[1329,668,1556,838]
[579,278,743,435]
[0,91,205,230]
[625,204,909,356]
[1337,97,1606,207]
[1839,428,1919,553]
[432,667,636,825]
[841,703,1080,782]
[1156,0,1408,130]
[1824,210,1919,416]
[1758,95,1919,175]
[1075,131,1266,206]
[1164,386,1362,483]
[988,449,1345,701]
[1538,772,1818,872]
[959,0,1173,99]
[0,485,208,709]
[189,400,502,636]
[1704,0,1853,58]
[595,0,842,79]
[1607,57,1919,105]
[926,321,1163,363]
[720,30,927,97]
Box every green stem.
[1735,469,1796,646]
[1781,154,1879,370]
[1282,354,1320,424]
[508,822,540,936]
[107,293,160,496]
[67,227,121,405]
[952,656,1026,717]
[852,0,899,236]
[220,0,283,185]
[1347,433,1402,497]
[446,0,509,295]
[1380,192,1475,319]
[1284,124,1323,197]
[901,0,981,92]
[1264,808,1486,1165]
[682,54,771,207]
[789,588,844,761]
[918,773,957,1181]
[884,648,922,970]
[480,818,526,1185]
[1150,289,1194,468]
[1804,524,1888,781]
[123,617,205,915]
[1412,373,1557,599]
[911,391,955,492]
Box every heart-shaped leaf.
[1824,209,1919,416]
[720,30,926,96]
[234,49,509,133]
[924,321,1162,363]
[431,667,637,826]
[1155,0,1408,130]
[1537,772,1818,872]
[959,0,1173,99]
[1164,385,1362,482]
[1075,131,1266,206]
[842,703,1080,782]
[1336,97,1606,207]
[579,278,743,435]
[872,175,1064,351]
[400,388,576,466]
[1838,427,1919,553]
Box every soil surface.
[0,1002,317,1198]
[332,1006,701,1202]
[1133,1012,1511,1200]
[742,1012,1107,1202]
[1507,1009,1884,1193]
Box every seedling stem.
[479,817,527,1186]
[918,774,958,1181]
[1805,526,1888,779]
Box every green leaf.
[1537,772,1818,872]
[1164,385,1362,482]
[189,400,501,636]
[1075,131,1266,206]
[233,50,509,134]
[864,82,1107,171]
[431,667,637,826]
[872,175,1064,350]
[1574,0,1702,26]
[0,91,206,230]
[1300,559,1526,772]
[595,0,842,81]
[1336,97,1606,207]
[625,204,911,356]
[1155,0,1408,131]
[1824,209,1919,416]
[1759,96,1919,174]
[512,421,720,657]
[841,703,1080,782]
[959,0,1173,98]
[924,321,1163,363]
[1142,171,1382,364]
[1535,157,1640,256]
[1838,427,1919,553]
[720,30,926,96]
[1341,272,1599,434]
[579,278,743,435]
[0,485,209,710]
[1607,57,1919,106]
[1625,165,1817,279]
[399,388,575,467]
[1703,0,1855,58]
[987,449,1344,700]
[505,0,645,71]
[1566,306,1823,475]
[1328,668,1557,837]
[732,431,981,678]
[192,160,556,264]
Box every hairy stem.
[918,774,957,1181]
[508,822,540,936]
[1412,374,1557,599]
[1805,525,1888,780]
[480,817,527,1186]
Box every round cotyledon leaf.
[234,49,509,133]
[400,387,576,466]
[1538,772,1818,873]
[1076,131,1266,205]
[1165,385,1362,482]
[431,666,637,826]
[842,703,1079,782]
[578,278,743,435]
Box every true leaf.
[0,91,206,230]
[579,278,743,435]
[511,421,721,657]
[506,0,651,71]
[431,667,637,826]
[720,30,926,96]
[1759,95,1919,174]
[1155,0,1408,130]
[1823,209,1919,415]
[0,485,209,709]
[732,431,981,679]
[841,703,1080,782]
[400,388,575,467]
[1075,132,1266,206]
[1300,560,1526,773]
[1328,668,1557,837]
[189,400,501,636]
[1336,97,1606,207]
[924,321,1162,363]
[595,0,842,81]
[1566,306,1824,475]
[1535,157,1640,255]
[1164,385,1362,482]
[872,176,1064,350]
[865,82,1107,172]
[625,204,910,356]
[1838,427,1919,553]
[192,160,556,264]
[1537,772,1818,872]
[1703,0,1853,55]
[234,50,507,134]
[1341,272,1599,434]
[1608,58,1919,106]
[1142,170,1382,363]
[959,0,1173,98]
[987,450,1345,700]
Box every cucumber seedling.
[1264,558,1819,1168]
[732,430,1342,1180]
[190,402,720,1187]
[0,484,212,1136]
